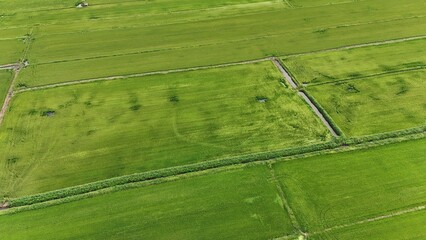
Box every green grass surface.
[0,62,330,197]
[281,38,426,85]
[307,70,426,136]
[0,71,12,107]
[273,138,426,232]
[311,210,426,240]
[0,166,295,240]
[11,0,426,87]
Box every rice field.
[0,0,425,239]
[0,62,330,197]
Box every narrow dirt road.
[0,67,21,126]
[298,92,338,137]
[272,58,298,88]
[0,63,20,70]
[272,58,338,137]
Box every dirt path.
[298,92,338,137]
[0,67,21,126]
[0,63,20,70]
[272,58,338,137]
[272,58,298,89]
[16,58,271,93]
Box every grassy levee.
[6,127,424,208]
[0,166,296,240]
[273,138,426,232]
[0,62,331,197]
[10,0,426,87]
[299,89,345,137]
[0,71,13,107]
[310,210,426,240]
[306,69,426,136]
[281,38,426,85]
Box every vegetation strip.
[4,126,424,209]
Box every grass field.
[0,62,331,197]
[0,166,295,240]
[0,71,12,107]
[282,39,426,85]
[273,138,426,232]
[307,70,426,136]
[310,210,426,240]
[9,0,426,87]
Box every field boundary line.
[282,35,426,58]
[267,164,303,233]
[15,58,272,93]
[3,127,424,211]
[309,205,426,237]
[307,66,426,87]
[272,58,339,137]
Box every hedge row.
[299,89,345,137]
[9,140,342,208]
[8,126,424,208]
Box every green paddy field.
[0,0,425,239]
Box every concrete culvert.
[41,110,56,117]
[76,1,89,8]
[255,96,268,103]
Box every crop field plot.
[307,70,426,136]
[282,39,426,136]
[273,138,426,232]
[0,62,331,197]
[0,166,296,240]
[281,39,426,86]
